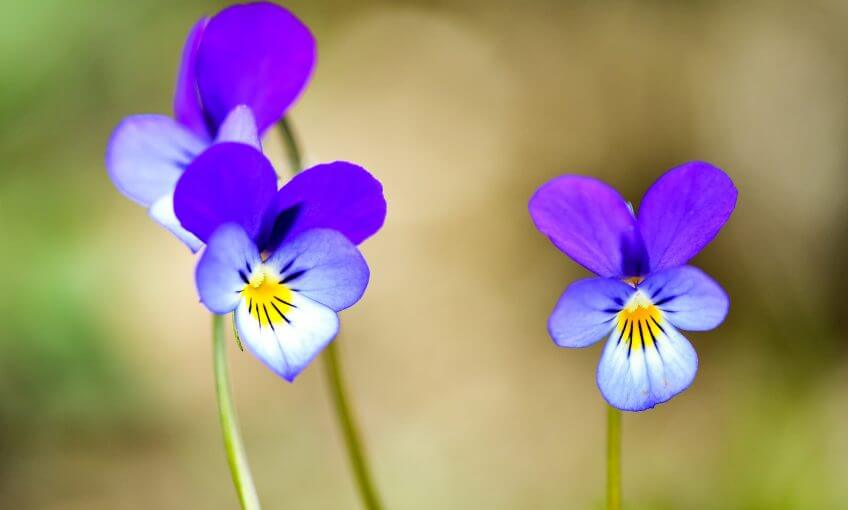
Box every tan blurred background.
[2,0,847,508]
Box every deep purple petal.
[173,17,211,139]
[548,277,635,348]
[264,161,387,250]
[265,229,370,312]
[196,2,316,134]
[106,114,208,206]
[214,105,261,150]
[637,162,738,272]
[196,223,261,314]
[173,142,277,243]
[639,265,729,331]
[529,175,643,278]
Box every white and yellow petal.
[596,289,698,411]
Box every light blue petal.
[148,194,204,252]
[596,320,698,412]
[195,223,261,314]
[548,277,634,348]
[639,266,729,331]
[106,114,208,206]
[214,105,261,150]
[234,291,339,382]
[265,229,370,312]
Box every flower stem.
[606,405,622,510]
[213,314,261,510]
[277,117,384,509]
[324,340,384,509]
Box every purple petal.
[173,17,211,139]
[264,162,386,251]
[148,194,204,252]
[106,114,208,206]
[529,175,643,278]
[637,162,738,272]
[639,265,729,331]
[196,2,316,134]
[265,229,370,312]
[214,105,261,150]
[196,223,261,314]
[548,277,634,348]
[597,319,698,412]
[173,142,277,243]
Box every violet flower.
[529,162,737,411]
[173,142,386,381]
[106,2,315,251]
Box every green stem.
[277,117,384,509]
[607,405,622,510]
[213,314,262,510]
[278,116,303,173]
[324,341,384,509]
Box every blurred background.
[2,0,847,508]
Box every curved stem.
[324,341,384,509]
[278,116,303,173]
[278,117,384,509]
[606,405,621,510]
[213,314,262,510]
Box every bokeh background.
[2,0,847,508]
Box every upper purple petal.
[637,162,737,272]
[639,265,729,331]
[173,142,277,243]
[173,17,211,139]
[263,161,387,251]
[106,114,208,206]
[196,1,316,134]
[529,175,643,278]
[548,277,635,348]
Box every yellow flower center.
[615,290,663,353]
[241,266,296,328]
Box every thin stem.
[324,341,384,509]
[213,314,262,510]
[277,117,384,509]
[606,405,622,510]
[278,116,303,173]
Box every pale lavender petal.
[265,229,370,312]
[148,194,204,252]
[196,2,316,134]
[214,105,261,150]
[637,161,738,271]
[548,278,634,348]
[173,17,211,138]
[529,175,643,278]
[106,114,208,206]
[195,223,261,314]
[639,265,729,331]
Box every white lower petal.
[596,318,698,412]
[234,290,339,381]
[148,194,204,252]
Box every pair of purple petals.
[529,162,737,411]
[177,143,386,381]
[106,2,315,251]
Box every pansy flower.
[529,162,737,411]
[106,2,315,251]
[173,142,386,381]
